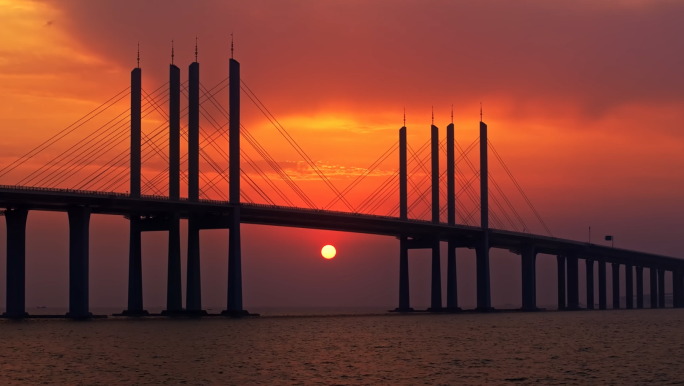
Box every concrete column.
[130,68,141,198]
[650,267,658,308]
[636,266,644,309]
[229,58,240,204]
[598,259,607,310]
[188,62,200,202]
[399,126,407,220]
[429,239,442,311]
[223,206,246,315]
[567,255,579,310]
[166,213,182,311]
[123,216,146,315]
[658,268,665,308]
[679,270,684,308]
[431,125,439,224]
[672,269,680,308]
[521,245,537,311]
[66,207,92,318]
[446,239,459,310]
[625,263,633,309]
[396,236,411,311]
[476,121,491,311]
[169,64,180,200]
[476,235,491,310]
[585,259,594,309]
[612,263,620,309]
[164,64,183,315]
[480,121,488,231]
[445,123,457,311]
[557,255,566,310]
[447,123,455,225]
[3,208,28,318]
[186,216,202,311]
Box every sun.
[321,245,336,259]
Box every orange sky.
[1,0,683,310]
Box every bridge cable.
[488,140,553,236]
[0,86,131,179]
[241,81,354,211]
[199,83,316,208]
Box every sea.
[1,307,683,385]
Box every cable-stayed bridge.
[0,54,682,318]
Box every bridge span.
[2,184,682,317]
[2,54,683,318]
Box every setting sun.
[321,245,336,259]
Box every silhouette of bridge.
[1,49,682,318]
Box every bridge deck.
[0,185,681,269]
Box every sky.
[0,0,683,310]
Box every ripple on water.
[0,309,683,384]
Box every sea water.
[1,308,683,385]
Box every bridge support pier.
[636,266,644,309]
[3,208,29,318]
[166,213,182,312]
[186,216,204,313]
[557,255,566,310]
[566,255,579,310]
[476,234,492,311]
[585,259,594,309]
[476,121,493,312]
[395,236,412,312]
[612,263,620,309]
[598,259,607,310]
[672,270,680,308]
[672,268,684,308]
[650,267,658,308]
[625,263,634,309]
[121,216,148,316]
[521,245,536,311]
[658,268,665,308]
[427,239,443,312]
[66,206,92,318]
[446,239,460,311]
[222,206,249,316]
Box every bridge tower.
[429,124,442,311]
[446,123,460,311]
[396,126,411,311]
[186,59,203,312]
[122,65,148,316]
[476,120,492,310]
[223,56,247,315]
[166,62,183,312]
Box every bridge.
[1,49,682,318]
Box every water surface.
[1,309,683,385]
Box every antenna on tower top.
[137,42,140,68]
[431,106,434,126]
[171,39,174,65]
[195,37,198,62]
[231,32,234,59]
[403,108,406,127]
[451,104,454,124]
[480,102,483,122]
